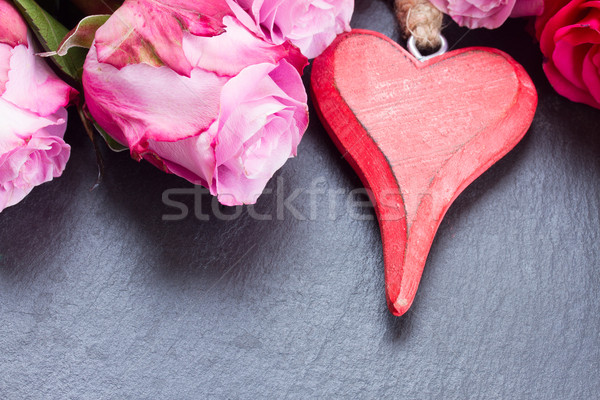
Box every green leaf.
[94,123,129,153]
[80,101,128,153]
[54,15,110,56]
[12,0,88,82]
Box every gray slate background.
[1,1,599,398]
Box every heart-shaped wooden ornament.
[310,30,537,316]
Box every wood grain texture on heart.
[310,30,537,316]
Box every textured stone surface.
[1,1,599,398]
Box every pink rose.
[83,0,309,205]
[429,0,543,29]
[536,0,600,109]
[0,0,74,212]
[227,0,353,58]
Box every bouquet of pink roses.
[0,0,353,212]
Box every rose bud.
[83,0,309,206]
[0,0,74,212]
[227,0,354,58]
[429,0,544,29]
[536,0,600,109]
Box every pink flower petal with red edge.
[0,1,27,48]
[93,0,233,76]
[3,37,75,117]
[83,44,228,153]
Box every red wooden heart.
[310,30,537,316]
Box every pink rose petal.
[84,44,228,155]
[431,0,541,29]
[0,1,27,48]
[3,36,75,117]
[94,0,233,75]
[229,0,353,58]
[537,0,600,109]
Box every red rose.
[536,0,600,109]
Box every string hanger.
[394,0,443,51]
